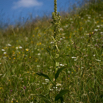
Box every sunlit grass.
[0,1,103,103]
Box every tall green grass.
[0,1,103,103]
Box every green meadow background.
[0,0,103,103]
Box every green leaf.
[55,90,69,101]
[37,95,51,103]
[59,96,64,103]
[36,72,53,83]
[55,66,66,80]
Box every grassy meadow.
[0,1,103,103]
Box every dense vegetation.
[0,1,103,103]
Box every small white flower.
[100,32,103,35]
[4,52,6,55]
[71,57,76,59]
[60,64,64,66]
[1,49,5,51]
[94,29,98,31]
[19,46,22,49]
[37,65,40,67]
[42,82,47,85]
[37,53,41,56]
[50,89,53,91]
[16,47,18,49]
[50,41,54,44]
[88,16,91,19]
[3,56,6,59]
[56,83,61,86]
[97,25,100,28]
[64,25,68,28]
[59,28,63,31]
[95,59,101,62]
[7,44,11,46]
[60,38,63,40]
[30,101,34,103]
[53,86,57,89]
[68,71,70,73]
[93,54,95,56]
[45,79,49,83]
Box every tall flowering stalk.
[36,0,68,102]
[52,0,61,38]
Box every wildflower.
[60,63,64,66]
[94,29,98,31]
[50,41,54,44]
[88,16,91,19]
[53,86,58,89]
[1,49,5,51]
[45,79,49,83]
[59,28,63,31]
[42,82,47,85]
[25,49,29,51]
[23,86,26,89]
[71,57,76,58]
[30,101,33,103]
[16,47,18,49]
[37,53,41,56]
[56,83,61,86]
[50,89,53,91]
[60,38,63,40]
[7,44,11,46]
[100,32,103,35]
[95,59,101,62]
[68,71,70,73]
[64,25,68,28]
[37,65,40,68]
[3,52,6,55]
[19,46,22,49]
[97,25,100,28]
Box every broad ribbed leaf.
[55,90,68,101]
[55,66,66,80]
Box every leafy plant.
[36,0,68,102]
